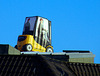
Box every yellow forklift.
[15,16,53,52]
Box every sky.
[0,0,100,63]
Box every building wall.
[69,57,94,63]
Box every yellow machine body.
[16,16,53,52]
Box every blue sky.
[0,0,100,63]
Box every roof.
[44,56,100,76]
[0,55,99,76]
